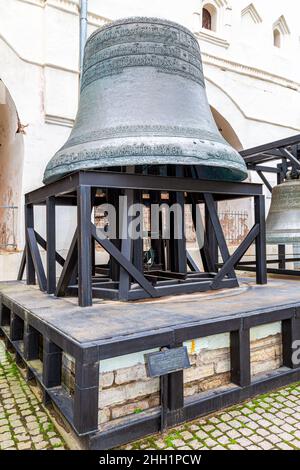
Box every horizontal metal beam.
[25,171,262,206]
[79,171,262,197]
[25,173,79,205]
[241,134,300,159]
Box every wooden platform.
[1,276,300,449]
[0,277,300,350]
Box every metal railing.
[219,210,249,244]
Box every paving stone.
[227,429,241,439]
[0,341,66,451]
[195,430,208,440]
[0,439,15,449]
[259,441,274,450]
[180,431,193,441]
[189,440,202,450]
[17,441,33,450]
[171,439,185,447]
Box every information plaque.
[145,347,190,377]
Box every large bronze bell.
[43,17,248,184]
[266,176,300,244]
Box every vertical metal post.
[205,202,218,271]
[79,0,88,77]
[77,185,92,307]
[73,360,99,434]
[277,163,286,269]
[43,338,62,388]
[230,327,251,387]
[46,197,56,294]
[133,190,144,272]
[119,189,134,300]
[282,316,300,369]
[25,204,35,285]
[254,195,267,284]
[169,167,187,274]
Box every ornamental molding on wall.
[201,52,300,92]
[202,0,228,8]
[195,30,230,48]
[273,15,291,35]
[241,3,263,24]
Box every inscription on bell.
[145,347,191,377]
[43,17,248,184]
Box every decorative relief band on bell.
[82,43,202,76]
[85,18,200,58]
[46,141,243,171]
[80,18,203,90]
[60,126,223,152]
[81,54,204,90]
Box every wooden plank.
[27,228,47,292]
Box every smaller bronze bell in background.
[266,172,300,244]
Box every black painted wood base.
[1,279,300,449]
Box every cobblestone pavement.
[0,340,66,450]
[123,382,300,450]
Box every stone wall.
[61,323,283,428]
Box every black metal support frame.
[18,169,266,306]
[240,133,300,277]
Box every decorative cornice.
[241,3,262,24]
[46,0,78,14]
[195,30,229,48]
[273,15,290,35]
[16,0,45,7]
[203,0,228,8]
[87,12,111,28]
[45,114,74,127]
[206,76,300,132]
[202,52,300,91]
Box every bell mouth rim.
[87,17,198,46]
[43,157,248,185]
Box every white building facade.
[1,0,300,279]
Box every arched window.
[202,4,217,32]
[273,28,281,48]
[202,8,212,30]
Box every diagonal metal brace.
[211,224,260,289]
[91,223,158,298]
